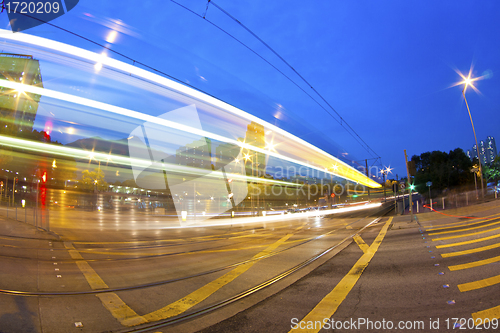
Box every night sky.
[2,0,499,179]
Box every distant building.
[244,121,266,177]
[215,141,241,172]
[467,136,497,164]
[0,53,43,133]
[466,148,476,160]
[486,136,497,164]
[175,138,213,170]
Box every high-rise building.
[175,138,213,170]
[244,121,266,177]
[215,141,241,171]
[467,136,497,164]
[466,148,476,160]
[0,53,43,134]
[480,140,487,165]
[486,136,497,164]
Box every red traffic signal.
[331,193,335,198]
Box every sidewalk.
[0,215,60,241]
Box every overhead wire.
[206,1,380,160]
[4,3,380,161]
[202,0,211,19]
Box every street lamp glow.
[464,76,472,87]
[453,67,484,94]
[460,74,478,93]
[265,139,277,152]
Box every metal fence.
[420,188,498,211]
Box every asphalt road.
[197,200,500,333]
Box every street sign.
[426,181,432,187]
[400,183,405,189]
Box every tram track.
[0,205,393,307]
[119,211,393,332]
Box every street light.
[470,165,479,199]
[244,152,259,215]
[380,166,392,202]
[459,72,485,198]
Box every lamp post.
[380,166,392,202]
[380,170,387,202]
[460,74,485,198]
[244,152,258,216]
[471,166,479,199]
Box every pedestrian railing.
[0,200,50,231]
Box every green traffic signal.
[410,184,415,191]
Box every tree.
[121,179,138,188]
[411,148,473,196]
[484,156,500,184]
[81,168,108,192]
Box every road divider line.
[436,233,500,248]
[142,234,292,323]
[428,219,500,236]
[288,217,392,333]
[353,235,369,253]
[441,242,500,257]
[64,242,148,326]
[294,222,308,232]
[458,274,500,292]
[448,255,500,271]
[472,305,500,325]
[432,226,500,242]
[96,293,148,326]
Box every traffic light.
[410,184,415,191]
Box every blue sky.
[2,0,499,179]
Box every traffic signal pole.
[365,159,370,201]
[404,149,414,222]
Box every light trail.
[0,134,299,188]
[0,29,381,188]
[162,202,384,229]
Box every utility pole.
[404,150,414,222]
[365,159,370,201]
[12,177,16,206]
[381,170,386,202]
[463,89,485,198]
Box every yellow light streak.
[0,31,381,188]
[0,135,299,188]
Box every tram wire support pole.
[404,149,414,223]
[365,159,370,201]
